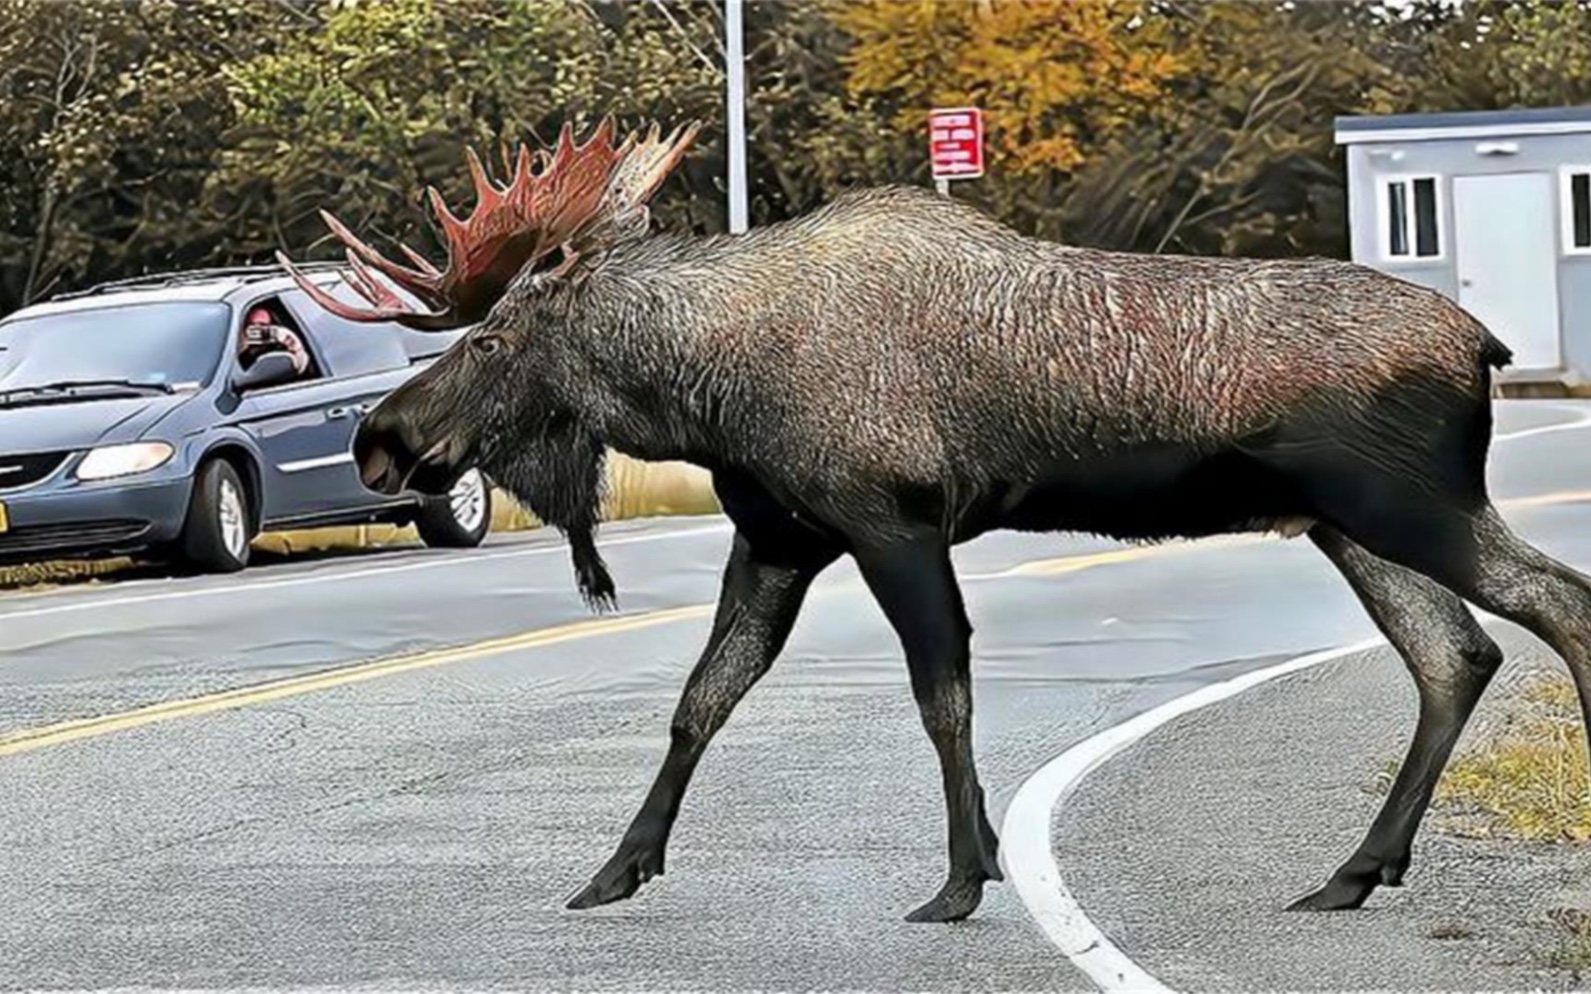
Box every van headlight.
[76,442,175,481]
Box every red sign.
[928,107,984,181]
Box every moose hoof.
[1286,852,1403,912]
[1284,875,1376,912]
[565,847,664,910]
[904,878,987,923]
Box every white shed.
[1335,105,1591,388]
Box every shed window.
[1382,175,1441,260]
[1562,167,1591,254]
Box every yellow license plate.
[0,501,9,534]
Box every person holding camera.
[239,306,310,379]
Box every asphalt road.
[2,400,1589,991]
[1055,627,1589,992]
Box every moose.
[281,117,1591,923]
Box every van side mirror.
[233,352,297,392]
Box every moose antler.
[276,117,700,331]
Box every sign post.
[928,107,984,196]
[725,0,748,233]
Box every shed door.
[1453,172,1561,369]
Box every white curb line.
[1001,635,1385,991]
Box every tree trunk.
[23,184,59,306]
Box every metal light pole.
[725,0,748,234]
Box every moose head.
[278,118,699,606]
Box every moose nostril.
[352,419,417,494]
[359,444,394,490]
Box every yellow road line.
[0,604,714,758]
[988,489,1591,579]
[4,486,1590,760]
[0,548,1168,759]
[1499,487,1591,510]
[992,534,1269,579]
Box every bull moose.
[280,118,1591,923]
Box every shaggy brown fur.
[573,186,1500,507]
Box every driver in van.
[239,306,310,378]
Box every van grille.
[0,519,149,559]
[0,451,69,490]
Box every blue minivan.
[0,265,492,573]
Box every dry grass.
[1546,907,1591,978]
[0,453,719,591]
[0,557,132,592]
[1433,676,1591,842]
[602,454,720,519]
[480,454,720,530]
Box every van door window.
[279,286,412,377]
[237,298,323,383]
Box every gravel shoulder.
[1053,626,1591,992]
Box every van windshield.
[0,302,230,397]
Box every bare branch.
[648,0,720,73]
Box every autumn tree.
[822,0,1473,258]
[1062,0,1409,258]
[828,0,1184,237]
[206,0,723,269]
[9,0,1591,322]
[0,0,296,314]
[1401,0,1591,111]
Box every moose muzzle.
[352,413,461,498]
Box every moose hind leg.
[1428,509,1591,761]
[1332,494,1591,775]
[853,534,1001,923]
[1287,526,1503,912]
[566,530,837,910]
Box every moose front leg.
[566,530,837,910]
[853,534,1002,923]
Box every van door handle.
[326,403,370,420]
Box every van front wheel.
[177,459,253,572]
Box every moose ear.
[613,204,651,241]
[522,246,591,292]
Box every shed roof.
[1335,105,1591,145]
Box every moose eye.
[471,335,504,356]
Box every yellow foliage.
[831,0,1183,175]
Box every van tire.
[178,459,253,572]
[415,467,492,549]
